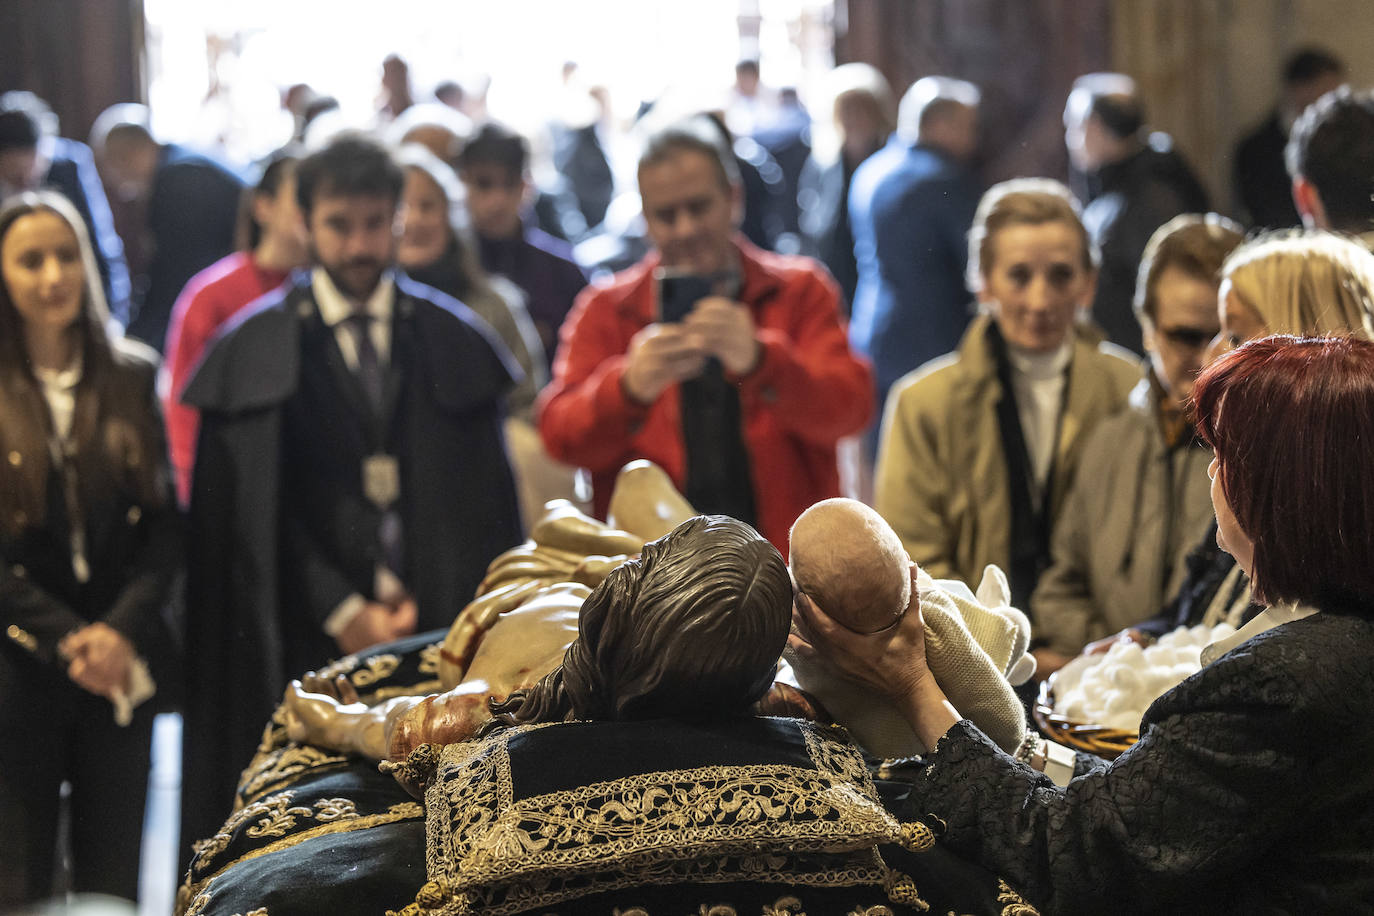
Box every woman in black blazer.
[0,190,179,907]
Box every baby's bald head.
[789,498,911,633]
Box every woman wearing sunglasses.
[1030,214,1244,675]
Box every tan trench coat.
[874,315,1140,598]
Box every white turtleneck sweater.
[1004,340,1073,507]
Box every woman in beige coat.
[874,179,1139,661]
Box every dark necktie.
[346,311,402,575]
[345,312,383,412]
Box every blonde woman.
[875,178,1139,633]
[1216,228,1374,347]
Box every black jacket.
[910,609,1374,915]
[0,339,180,679]
[128,144,244,352]
[1083,139,1210,356]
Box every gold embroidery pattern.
[898,821,936,852]
[237,743,350,803]
[420,721,910,915]
[801,721,877,794]
[351,653,401,687]
[314,653,362,681]
[192,792,362,872]
[448,851,893,916]
[370,680,445,703]
[245,796,359,839]
[255,713,287,755]
[419,642,442,676]
[389,895,889,916]
[179,802,425,914]
[996,880,1040,916]
[467,763,896,875]
[882,871,930,911]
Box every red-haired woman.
[796,334,1374,913]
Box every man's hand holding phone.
[682,296,760,376]
[622,270,758,405]
[622,323,709,405]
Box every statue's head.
[486,515,792,730]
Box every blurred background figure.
[161,151,309,507]
[705,111,787,253]
[89,103,244,354]
[394,144,577,532]
[1234,47,1346,229]
[280,82,320,147]
[384,102,473,168]
[548,62,616,235]
[0,92,130,326]
[0,191,179,910]
[395,144,543,419]
[433,79,465,112]
[375,53,415,124]
[1286,86,1374,242]
[798,62,894,311]
[458,122,588,369]
[751,85,812,254]
[849,75,982,463]
[1064,73,1210,356]
[726,57,775,138]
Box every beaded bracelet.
[1014,730,1043,769]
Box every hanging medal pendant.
[363,453,400,509]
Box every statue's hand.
[282,679,367,750]
[299,672,361,704]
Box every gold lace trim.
[386,893,907,916]
[433,852,894,915]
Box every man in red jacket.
[537,115,873,550]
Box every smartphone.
[656,270,714,324]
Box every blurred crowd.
[1,43,1372,910]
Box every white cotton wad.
[1052,622,1237,732]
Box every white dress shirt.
[311,266,395,370]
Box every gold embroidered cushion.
[419,716,925,915]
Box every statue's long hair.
[481,515,792,734]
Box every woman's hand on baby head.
[788,562,932,703]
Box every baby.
[787,498,1033,756]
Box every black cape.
[178,272,522,858]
